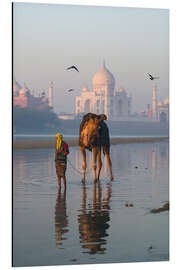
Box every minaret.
[104,84,111,119]
[102,60,109,118]
[147,104,152,118]
[49,81,53,108]
[103,61,113,120]
[152,84,158,120]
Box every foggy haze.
[13,3,169,114]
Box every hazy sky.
[13,2,169,113]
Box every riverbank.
[13,136,169,150]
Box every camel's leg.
[81,182,86,212]
[92,147,98,182]
[80,146,86,182]
[105,151,114,180]
[97,147,102,181]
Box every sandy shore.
[13,136,169,150]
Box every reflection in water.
[48,155,53,176]
[78,182,111,254]
[72,142,169,180]
[13,142,169,266]
[150,143,169,201]
[54,190,68,248]
[13,154,27,179]
[151,143,169,170]
[152,150,156,170]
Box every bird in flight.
[66,65,79,72]
[67,89,75,92]
[148,73,160,80]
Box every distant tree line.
[13,106,61,133]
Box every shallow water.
[13,134,168,140]
[13,141,169,267]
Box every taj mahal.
[75,62,132,121]
[13,61,169,123]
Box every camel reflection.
[78,182,111,254]
[54,190,68,248]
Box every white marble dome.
[75,62,132,119]
[92,62,115,89]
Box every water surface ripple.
[13,142,169,267]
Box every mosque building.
[75,62,132,120]
[13,79,53,110]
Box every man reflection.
[54,189,68,248]
[78,182,111,254]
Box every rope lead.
[67,155,105,176]
[67,158,92,175]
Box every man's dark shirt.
[55,141,69,164]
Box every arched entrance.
[95,100,100,114]
[84,99,90,113]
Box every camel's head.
[79,113,107,150]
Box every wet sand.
[13,136,169,149]
[13,141,169,266]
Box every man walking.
[55,133,69,190]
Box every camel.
[79,113,113,182]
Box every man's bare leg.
[58,177,61,189]
[62,176,67,191]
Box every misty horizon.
[13,3,169,114]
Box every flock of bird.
[66,65,79,93]
[65,65,160,93]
